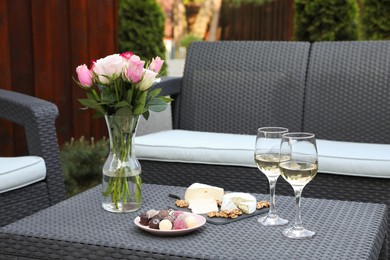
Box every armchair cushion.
[135,130,390,179]
[0,156,46,193]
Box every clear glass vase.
[102,115,142,213]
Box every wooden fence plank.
[0,0,14,156]
[219,1,294,41]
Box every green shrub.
[361,0,390,40]
[294,0,360,42]
[119,0,167,74]
[180,34,203,49]
[61,137,109,197]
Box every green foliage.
[61,137,109,197]
[294,0,360,42]
[361,0,390,40]
[119,0,167,74]
[180,34,203,49]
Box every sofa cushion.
[0,156,46,193]
[135,130,390,179]
[135,130,256,167]
[316,139,390,178]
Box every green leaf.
[159,96,174,103]
[142,110,150,120]
[147,97,168,112]
[148,88,162,98]
[114,101,130,109]
[78,99,105,115]
[134,91,147,115]
[115,106,133,117]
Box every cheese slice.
[223,192,257,214]
[188,198,218,214]
[184,183,224,202]
[220,197,238,211]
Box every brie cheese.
[223,192,257,214]
[184,183,224,202]
[188,198,218,214]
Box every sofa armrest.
[151,77,182,96]
[0,89,65,204]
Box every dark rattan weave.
[142,40,390,258]
[0,184,387,260]
[303,41,390,143]
[0,89,65,227]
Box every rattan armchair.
[0,89,65,226]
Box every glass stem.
[293,187,303,229]
[268,177,278,216]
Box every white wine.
[279,161,318,187]
[255,154,289,178]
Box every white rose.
[93,54,125,84]
[138,69,158,91]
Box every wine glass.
[254,127,289,226]
[279,132,318,239]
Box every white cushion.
[0,156,46,193]
[135,130,390,178]
[135,130,256,167]
[316,139,390,178]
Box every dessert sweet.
[173,217,187,230]
[139,213,150,226]
[159,219,173,231]
[149,218,161,229]
[138,209,199,231]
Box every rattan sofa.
[135,41,390,254]
[0,89,65,227]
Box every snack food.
[137,209,200,231]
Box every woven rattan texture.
[0,89,65,226]
[303,41,390,143]
[0,184,387,260]
[141,160,390,258]
[179,42,310,135]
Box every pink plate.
[134,212,206,236]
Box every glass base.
[283,226,315,239]
[258,214,289,226]
[102,202,141,213]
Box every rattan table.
[0,184,387,260]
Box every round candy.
[148,218,160,229]
[146,209,159,219]
[173,217,187,230]
[159,219,173,231]
[139,213,150,226]
[184,215,198,228]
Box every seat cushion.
[316,139,390,178]
[0,156,46,193]
[135,130,390,179]
[135,130,256,167]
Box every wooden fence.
[0,0,118,156]
[0,0,294,157]
[220,0,294,41]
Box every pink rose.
[93,54,125,84]
[120,52,133,60]
[125,55,145,83]
[138,69,158,91]
[148,56,164,73]
[76,64,93,87]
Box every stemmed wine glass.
[279,132,318,239]
[254,127,289,226]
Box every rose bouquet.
[74,52,171,212]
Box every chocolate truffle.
[148,218,161,229]
[158,210,169,219]
[139,213,150,226]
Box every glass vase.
[102,115,142,213]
